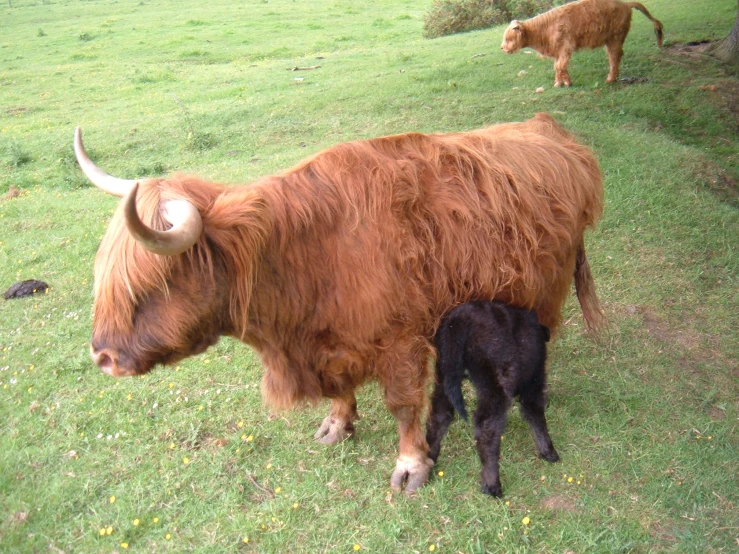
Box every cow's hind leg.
[518,378,559,462]
[605,41,624,83]
[425,375,456,463]
[314,392,359,445]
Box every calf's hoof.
[390,454,434,494]
[538,448,560,463]
[481,480,503,498]
[313,415,355,445]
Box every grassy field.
[1,0,738,552]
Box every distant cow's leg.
[518,378,559,462]
[380,341,433,494]
[605,41,624,83]
[314,392,359,445]
[425,374,456,463]
[553,52,572,87]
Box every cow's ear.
[511,20,521,31]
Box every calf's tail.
[435,322,470,421]
[627,2,664,47]
[575,241,606,338]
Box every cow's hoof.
[390,454,433,494]
[313,415,354,445]
[554,81,562,88]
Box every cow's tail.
[575,241,606,338]
[627,2,664,47]
[436,322,470,421]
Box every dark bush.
[423,0,563,39]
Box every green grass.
[1,0,738,552]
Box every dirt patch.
[693,160,739,208]
[540,495,577,512]
[631,306,704,353]
[649,522,680,544]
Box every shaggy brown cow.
[501,0,664,87]
[75,113,604,493]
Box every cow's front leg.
[314,392,359,445]
[553,53,572,87]
[380,343,433,494]
[388,402,433,494]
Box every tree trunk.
[707,0,739,64]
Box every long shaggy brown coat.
[91,113,604,492]
[501,0,663,87]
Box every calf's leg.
[605,41,624,83]
[553,51,573,87]
[474,391,511,497]
[314,392,359,445]
[425,376,456,463]
[518,379,559,462]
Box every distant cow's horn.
[124,183,203,256]
[74,127,137,197]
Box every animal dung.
[3,279,49,299]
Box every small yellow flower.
[133,519,140,526]
[99,528,106,536]
[437,471,444,477]
[110,495,116,504]
[183,457,190,465]
[106,526,113,535]
[237,421,244,428]
[246,435,254,442]
[293,502,299,509]
[505,500,510,506]
[708,436,713,440]
[567,477,573,483]
[169,383,174,388]
[577,480,581,485]
[169,442,175,449]
[429,545,436,552]
[121,542,128,549]
[243,537,250,544]
[275,487,282,494]
[198,405,204,411]
[266,463,272,469]
[353,545,361,551]
[522,516,531,526]
[165,533,172,540]
[153,517,159,523]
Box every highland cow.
[426,300,559,497]
[501,0,664,87]
[75,113,603,493]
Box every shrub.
[423,0,563,39]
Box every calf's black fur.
[425,300,559,497]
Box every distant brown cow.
[75,113,604,493]
[501,0,664,87]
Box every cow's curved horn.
[74,127,137,197]
[124,183,203,256]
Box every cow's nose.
[90,345,130,376]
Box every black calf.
[425,300,559,497]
